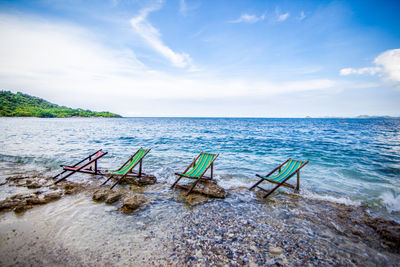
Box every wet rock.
[114,174,157,186]
[105,193,122,204]
[0,200,18,211]
[92,189,113,202]
[27,182,41,189]
[13,204,33,213]
[43,192,62,202]
[25,197,47,205]
[179,192,209,206]
[366,218,400,250]
[269,246,283,255]
[181,180,226,198]
[120,193,146,214]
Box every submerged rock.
[179,191,209,206]
[43,192,62,202]
[13,204,33,214]
[114,174,157,186]
[180,180,226,198]
[105,193,122,204]
[25,197,47,205]
[92,189,113,202]
[119,193,146,214]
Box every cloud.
[340,67,381,76]
[179,0,200,16]
[277,12,289,22]
[130,1,192,68]
[0,13,339,116]
[374,49,400,82]
[230,13,265,24]
[340,48,400,83]
[299,11,306,20]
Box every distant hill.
[0,91,121,118]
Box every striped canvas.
[182,152,217,178]
[110,148,149,175]
[264,159,303,182]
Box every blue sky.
[0,0,399,117]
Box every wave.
[380,192,400,213]
[302,190,362,206]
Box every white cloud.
[130,1,192,68]
[277,12,289,22]
[299,11,306,20]
[340,48,400,83]
[179,0,200,16]
[374,49,400,82]
[0,13,339,116]
[340,67,381,76]
[230,13,265,24]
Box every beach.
[0,117,400,266]
[0,175,399,266]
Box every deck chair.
[171,152,219,195]
[54,149,108,184]
[101,148,151,189]
[249,158,309,198]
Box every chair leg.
[263,183,283,198]
[138,160,142,178]
[296,171,300,191]
[249,178,265,191]
[186,177,201,196]
[101,175,114,186]
[53,170,67,179]
[54,170,77,184]
[171,175,183,189]
[110,174,128,189]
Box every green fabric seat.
[263,159,303,183]
[110,148,149,175]
[178,152,217,178]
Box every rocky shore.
[0,173,399,266]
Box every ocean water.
[0,117,399,220]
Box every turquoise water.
[0,117,399,219]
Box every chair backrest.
[115,148,150,175]
[184,152,217,178]
[270,159,303,182]
[82,150,107,170]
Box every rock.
[179,192,209,206]
[43,192,62,202]
[366,217,400,249]
[105,193,122,204]
[25,197,47,205]
[269,246,283,255]
[120,193,146,214]
[13,204,33,213]
[27,182,41,189]
[0,200,18,211]
[93,189,113,202]
[181,180,226,198]
[113,174,157,186]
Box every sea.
[0,117,399,221]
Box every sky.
[0,0,399,117]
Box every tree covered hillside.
[0,91,121,118]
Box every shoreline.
[0,173,399,266]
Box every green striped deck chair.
[171,152,219,195]
[101,148,151,189]
[249,158,309,198]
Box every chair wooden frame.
[54,149,107,184]
[101,148,151,189]
[171,152,219,196]
[249,158,309,198]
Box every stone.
[92,189,113,202]
[27,182,41,189]
[0,200,18,211]
[105,193,122,204]
[43,192,62,201]
[13,204,33,213]
[114,174,157,186]
[269,246,283,255]
[25,197,47,205]
[183,180,226,198]
[180,192,209,206]
[120,193,146,214]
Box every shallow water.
[0,117,399,220]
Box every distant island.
[0,91,121,118]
